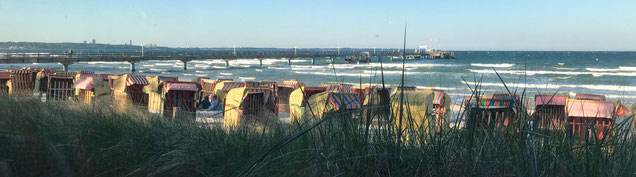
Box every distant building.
[130,40,132,46]
[83,40,87,44]
[92,39,96,44]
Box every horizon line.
[1,41,635,52]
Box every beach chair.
[300,92,362,122]
[0,72,10,93]
[147,81,199,121]
[112,74,150,111]
[289,86,326,122]
[45,72,75,101]
[432,91,451,132]
[534,94,569,131]
[465,93,520,133]
[391,89,450,139]
[198,78,232,101]
[276,80,305,113]
[8,69,38,95]
[565,99,627,143]
[224,87,278,129]
[213,81,244,102]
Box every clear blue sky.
[1,0,635,50]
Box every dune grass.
[1,84,635,177]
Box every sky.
[1,0,635,51]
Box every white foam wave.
[368,63,457,68]
[554,67,576,70]
[239,77,256,81]
[149,68,167,72]
[84,61,126,64]
[219,72,232,76]
[585,66,636,72]
[461,81,636,92]
[471,63,515,68]
[195,70,206,73]
[294,70,424,77]
[193,64,209,68]
[469,69,636,77]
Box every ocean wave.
[239,77,256,81]
[84,61,125,64]
[149,68,167,72]
[585,66,636,72]
[461,81,636,92]
[368,63,457,68]
[193,64,209,68]
[468,69,636,77]
[189,60,225,65]
[219,72,232,76]
[471,63,515,68]
[554,67,576,70]
[255,69,263,72]
[195,70,206,73]
[293,70,426,78]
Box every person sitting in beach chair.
[198,95,211,110]
[209,95,219,110]
[200,94,220,111]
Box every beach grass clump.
[1,82,636,177]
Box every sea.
[3,51,636,106]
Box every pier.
[0,49,454,71]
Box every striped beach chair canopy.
[566,99,615,119]
[322,84,352,93]
[245,81,276,88]
[433,92,445,105]
[468,99,515,108]
[201,78,217,84]
[279,80,304,88]
[492,93,519,100]
[221,82,245,92]
[575,93,605,101]
[165,82,198,92]
[352,84,374,90]
[241,88,271,102]
[0,72,10,80]
[535,95,569,107]
[159,76,178,82]
[283,80,301,86]
[126,75,149,86]
[325,92,362,112]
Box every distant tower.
[129,40,132,46]
[92,39,96,44]
[83,40,87,44]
